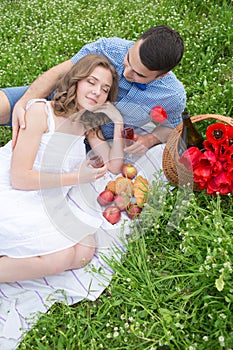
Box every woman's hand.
[90,102,123,125]
[87,103,124,175]
[76,161,107,184]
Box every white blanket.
[0,145,166,349]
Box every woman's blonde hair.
[53,53,118,116]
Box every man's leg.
[0,86,29,126]
[0,90,11,125]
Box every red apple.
[127,204,142,219]
[103,206,121,224]
[121,163,137,179]
[114,192,131,211]
[97,189,114,206]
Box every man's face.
[123,40,165,84]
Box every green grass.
[0,0,233,348]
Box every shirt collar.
[133,82,147,90]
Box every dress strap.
[45,101,56,133]
[26,98,55,133]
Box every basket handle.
[191,114,233,126]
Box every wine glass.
[121,127,135,161]
[121,127,134,147]
[86,150,108,190]
[87,150,104,168]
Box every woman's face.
[76,66,113,110]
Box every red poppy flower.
[226,125,233,146]
[203,151,217,166]
[179,147,202,170]
[211,160,223,176]
[200,150,222,176]
[216,172,230,195]
[203,139,219,155]
[218,143,230,162]
[206,123,228,144]
[196,180,209,191]
[150,106,167,123]
[206,178,219,195]
[193,155,212,183]
[226,145,233,164]
[206,172,230,195]
[230,182,233,193]
[227,165,233,182]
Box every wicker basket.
[162,114,233,189]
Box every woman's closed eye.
[87,78,95,86]
[87,78,109,94]
[102,87,110,94]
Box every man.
[0,25,186,153]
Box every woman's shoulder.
[26,98,48,110]
[25,99,49,133]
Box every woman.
[0,53,124,282]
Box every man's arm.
[151,125,173,144]
[12,59,74,147]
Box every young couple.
[0,25,186,282]
[0,25,186,151]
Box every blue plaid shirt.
[71,37,186,140]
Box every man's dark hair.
[139,25,184,73]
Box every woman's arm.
[11,102,107,190]
[87,103,124,174]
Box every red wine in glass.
[121,127,134,147]
[89,155,104,168]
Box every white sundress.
[0,99,107,258]
[0,99,167,258]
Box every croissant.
[115,177,134,196]
[133,175,149,205]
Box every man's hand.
[124,126,173,156]
[124,133,159,156]
[12,103,27,149]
